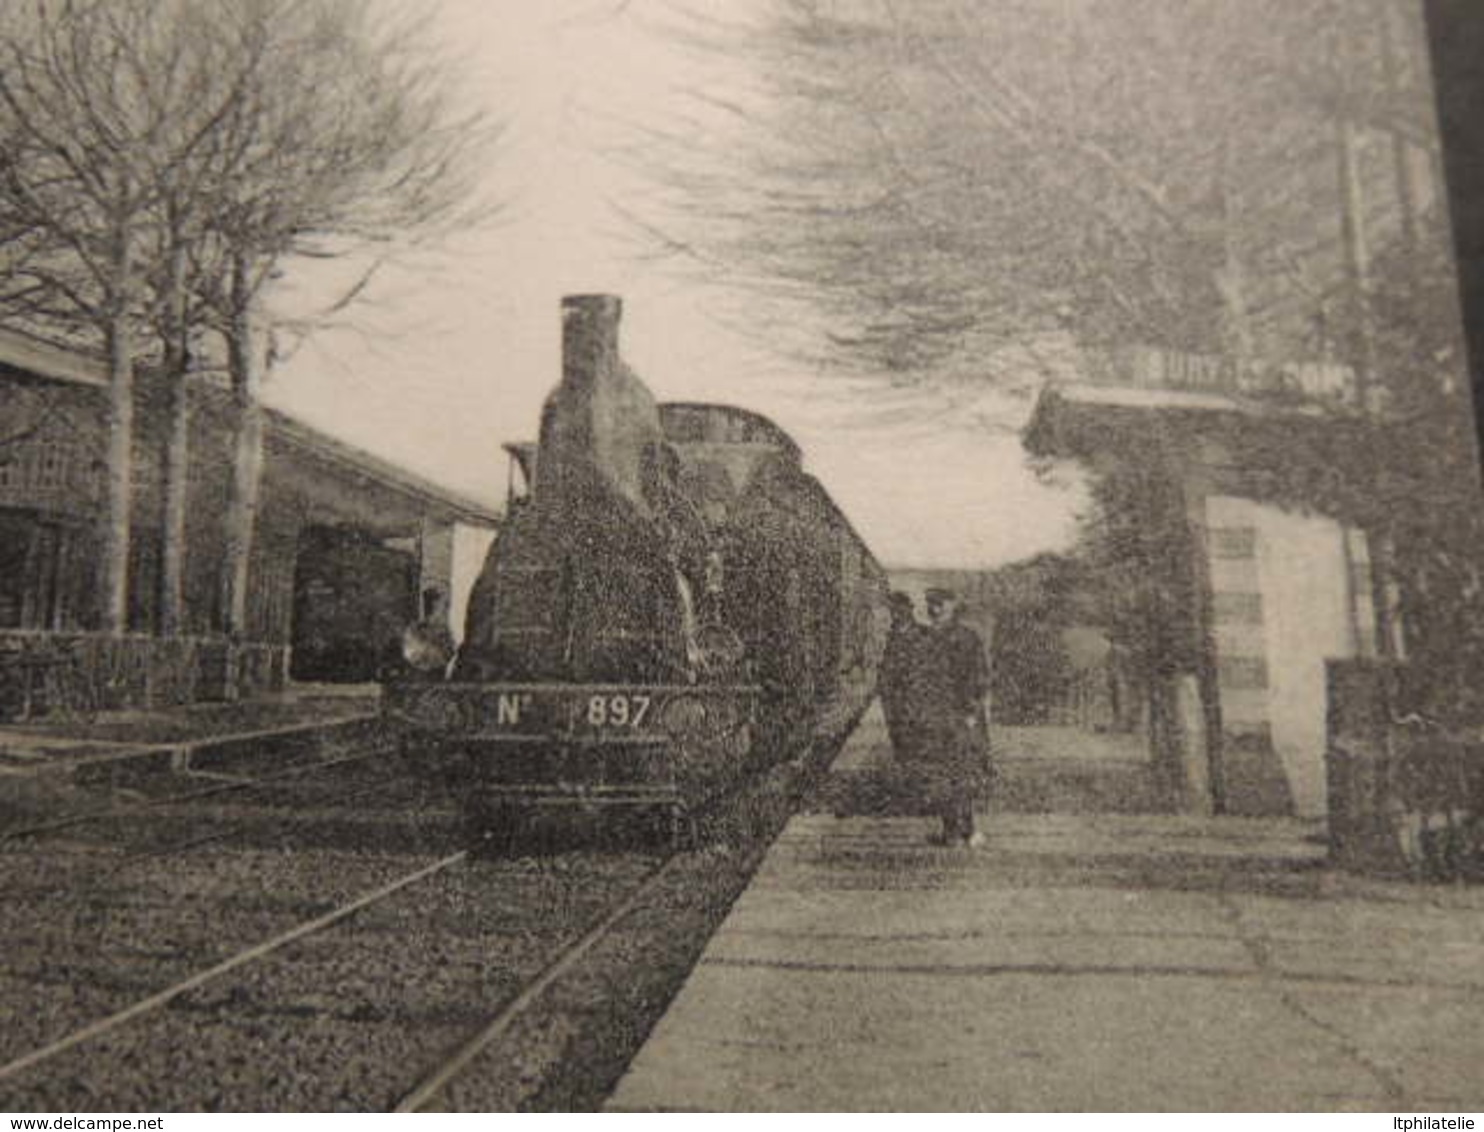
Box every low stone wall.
[0,631,289,719]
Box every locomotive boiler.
[384,294,887,845]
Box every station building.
[0,326,498,714]
[1025,347,1382,820]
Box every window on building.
[128,524,162,634]
[0,509,100,630]
[1209,526,1257,560]
[0,513,29,627]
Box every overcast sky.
[265,0,1085,569]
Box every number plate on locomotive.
[389,684,669,737]
[579,692,653,730]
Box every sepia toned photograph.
[1,0,1481,1114]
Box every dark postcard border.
[1425,0,1484,474]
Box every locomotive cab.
[503,442,536,508]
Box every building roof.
[0,325,109,387]
[263,407,498,527]
[0,324,499,529]
[1037,384,1252,414]
[1023,381,1355,463]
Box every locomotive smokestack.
[536,293,662,513]
[562,294,622,391]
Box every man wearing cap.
[918,587,992,846]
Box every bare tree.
[625,0,1481,727]
[619,0,1437,388]
[0,0,496,644]
[183,0,495,639]
[138,1,279,636]
[0,0,250,633]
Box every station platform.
[0,685,382,822]
[607,712,1484,1112]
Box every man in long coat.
[916,587,992,845]
[879,592,927,756]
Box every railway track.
[0,851,471,1085]
[59,770,424,860]
[394,853,684,1111]
[0,838,677,1111]
[0,748,429,867]
[0,736,464,1075]
[1,743,398,842]
[0,732,692,1108]
[0,732,835,1110]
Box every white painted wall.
[1256,504,1359,817]
[448,523,499,643]
[1206,495,1361,816]
[417,520,456,613]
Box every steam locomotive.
[384,294,887,845]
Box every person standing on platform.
[858,591,928,815]
[879,592,928,758]
[919,586,992,847]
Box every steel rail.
[393,853,686,1112]
[134,771,420,857]
[0,850,469,1083]
[0,744,396,841]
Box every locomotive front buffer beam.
[384,681,759,844]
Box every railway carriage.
[384,294,887,845]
